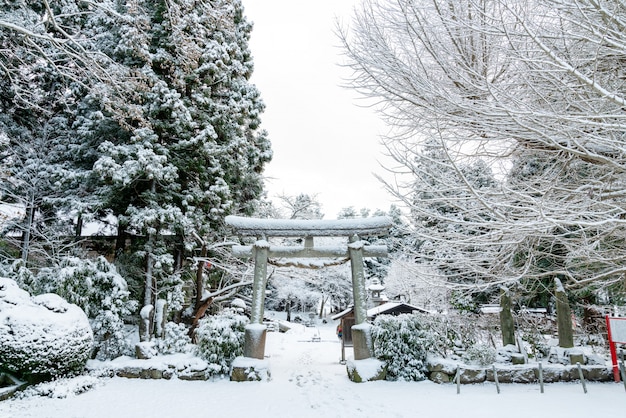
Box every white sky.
[241,0,397,219]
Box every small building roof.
[331,302,431,321]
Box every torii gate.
[225,215,392,365]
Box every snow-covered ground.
[1,318,624,418]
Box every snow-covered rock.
[0,278,93,382]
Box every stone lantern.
[367,278,387,307]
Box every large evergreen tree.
[1,1,272,329]
[91,0,271,320]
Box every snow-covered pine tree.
[0,2,93,263]
[91,0,271,330]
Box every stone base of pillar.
[230,356,271,382]
[351,323,373,360]
[244,324,267,359]
[347,358,386,382]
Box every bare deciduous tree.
[339,0,626,299]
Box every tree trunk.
[319,295,327,319]
[195,243,207,312]
[75,212,83,237]
[114,221,128,261]
[20,194,36,263]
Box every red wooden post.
[606,315,621,383]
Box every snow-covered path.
[1,321,624,418]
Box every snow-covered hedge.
[157,322,193,355]
[463,344,497,366]
[371,314,438,381]
[3,257,136,360]
[194,309,248,376]
[0,278,93,382]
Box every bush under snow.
[0,278,93,382]
[194,309,248,376]
[371,314,438,381]
[3,257,136,360]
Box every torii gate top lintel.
[225,215,393,238]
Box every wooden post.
[538,362,544,393]
[576,362,587,394]
[619,361,626,390]
[493,365,500,394]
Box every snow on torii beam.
[225,215,393,237]
[231,244,387,259]
[225,215,393,365]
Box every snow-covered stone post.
[348,234,372,360]
[245,239,269,359]
[555,277,574,349]
[499,287,515,347]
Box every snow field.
[0,320,624,418]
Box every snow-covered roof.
[331,306,354,321]
[367,302,431,317]
[332,302,432,320]
[225,215,393,237]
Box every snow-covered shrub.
[449,291,480,314]
[90,310,134,360]
[194,309,248,376]
[157,322,193,354]
[371,314,438,381]
[5,257,137,360]
[1,258,37,294]
[0,278,93,382]
[417,314,481,357]
[463,344,497,366]
[15,375,101,399]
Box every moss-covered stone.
[346,358,386,383]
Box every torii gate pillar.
[225,215,392,376]
[348,234,371,360]
[244,240,269,359]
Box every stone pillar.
[499,287,516,346]
[245,240,269,358]
[555,277,574,348]
[155,299,167,339]
[139,304,153,342]
[244,324,267,360]
[348,235,372,360]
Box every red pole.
[606,315,621,383]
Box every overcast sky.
[241,0,396,219]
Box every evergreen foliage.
[0,278,94,382]
[194,308,247,376]
[157,322,193,355]
[462,344,497,367]
[371,314,437,381]
[2,256,137,360]
[1,0,272,332]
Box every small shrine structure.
[225,215,392,379]
[332,278,430,363]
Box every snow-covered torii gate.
[225,215,392,363]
